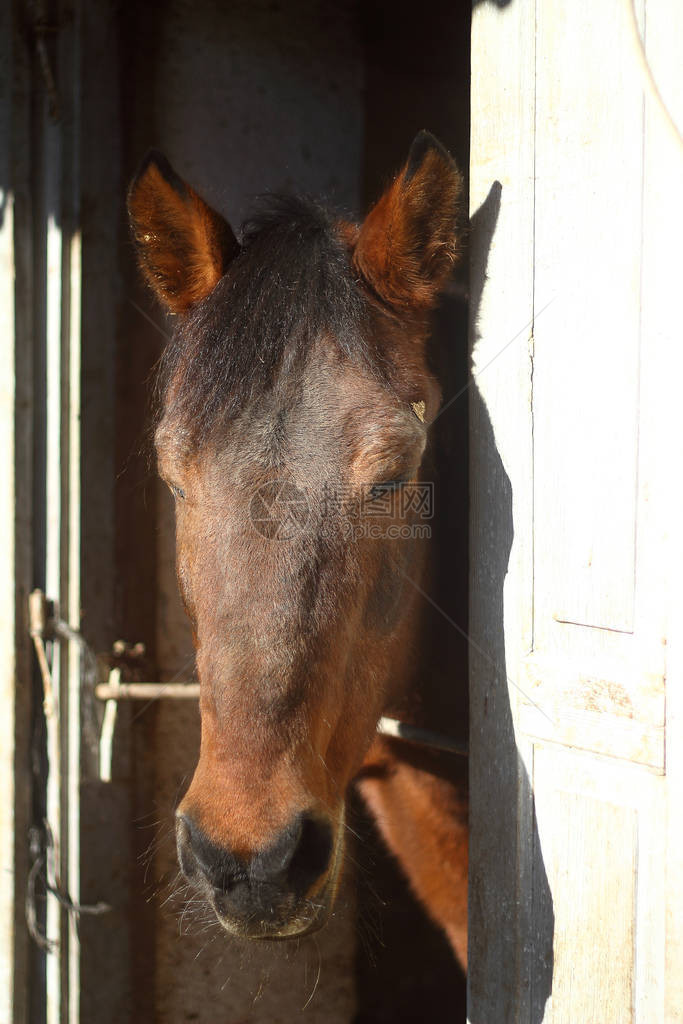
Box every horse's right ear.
[353,132,463,311]
[127,151,240,315]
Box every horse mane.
[156,194,371,439]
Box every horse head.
[128,133,462,940]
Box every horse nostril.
[175,813,199,880]
[284,813,334,895]
[249,814,333,894]
[176,813,245,894]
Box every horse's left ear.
[127,151,240,315]
[353,131,463,310]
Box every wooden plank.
[469,0,536,1019]
[666,574,683,1021]
[520,704,663,771]
[533,0,646,639]
[6,7,36,1020]
[0,33,18,1019]
[518,651,665,769]
[471,0,683,1019]
[638,1,683,1017]
[533,744,666,1022]
[543,791,636,1023]
[521,652,665,725]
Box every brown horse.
[127,132,469,968]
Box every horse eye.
[170,484,185,500]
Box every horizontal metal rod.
[376,716,468,757]
[95,682,199,700]
[93,682,468,756]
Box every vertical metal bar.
[44,188,63,1024]
[60,6,82,1019]
[66,221,81,1024]
[39,6,83,1021]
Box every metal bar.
[65,13,82,1015]
[376,716,468,757]
[36,6,83,1016]
[91,682,468,756]
[32,599,469,760]
[44,130,64,1024]
[94,682,200,700]
[32,599,470,762]
[98,668,120,782]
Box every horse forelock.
[155,193,379,444]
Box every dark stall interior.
[76,1,471,1019]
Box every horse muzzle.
[175,804,345,940]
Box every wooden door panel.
[518,652,665,770]
[533,744,665,1023]
[470,0,683,1021]
[532,0,646,638]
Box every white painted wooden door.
[469,1,683,1020]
